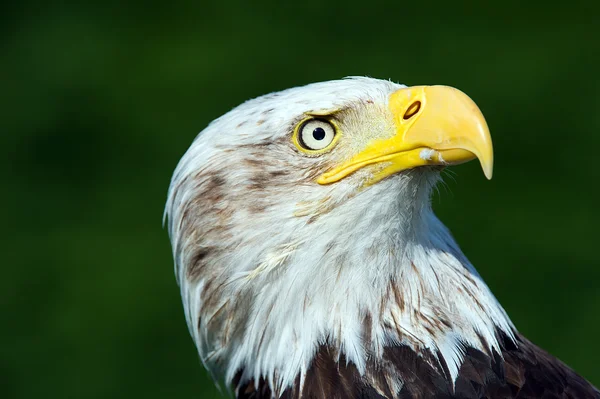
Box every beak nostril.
[403,101,421,120]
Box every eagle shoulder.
[234,332,599,399]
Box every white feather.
[164,77,515,393]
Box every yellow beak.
[317,85,493,185]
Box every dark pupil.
[312,127,326,141]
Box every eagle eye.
[294,119,339,154]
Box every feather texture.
[164,77,598,398]
[235,332,599,398]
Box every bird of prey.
[165,77,598,398]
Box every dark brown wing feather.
[234,331,599,399]
[481,331,599,399]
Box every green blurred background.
[3,1,599,398]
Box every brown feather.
[234,330,599,399]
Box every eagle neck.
[227,174,515,395]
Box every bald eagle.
[165,78,598,398]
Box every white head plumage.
[165,77,515,396]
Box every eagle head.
[166,78,514,396]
